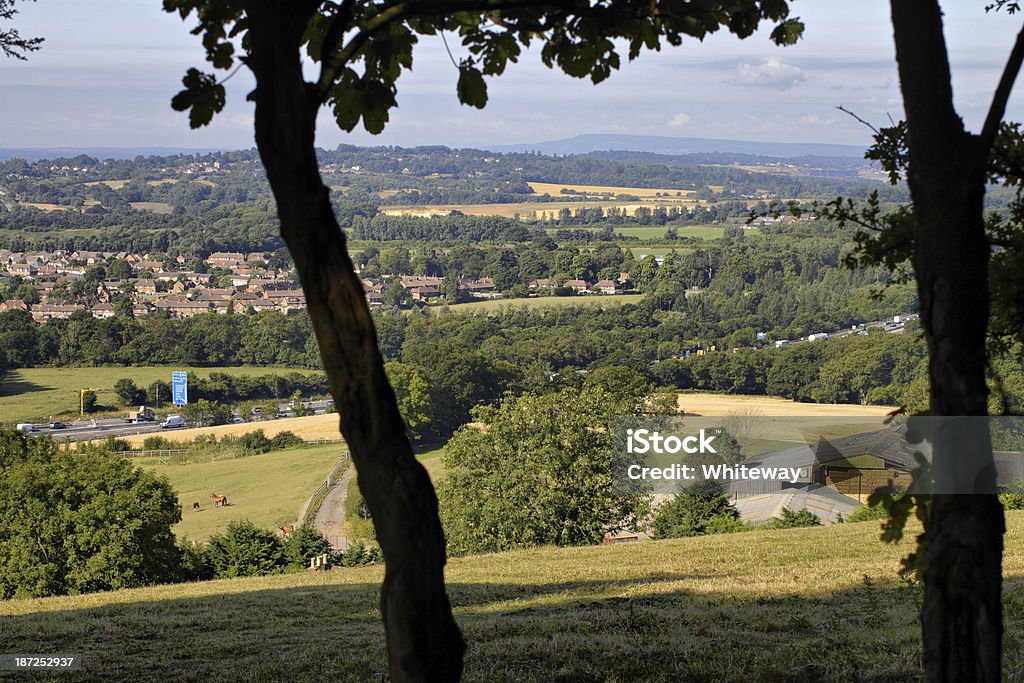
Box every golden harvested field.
[677,392,895,417]
[118,413,343,446]
[527,181,696,198]
[381,198,699,220]
[129,201,173,214]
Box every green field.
[417,446,446,482]
[4,513,1024,680]
[436,293,646,314]
[0,366,321,423]
[138,443,346,542]
[616,225,725,240]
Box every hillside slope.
[4,514,1024,681]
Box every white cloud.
[667,113,691,128]
[735,58,807,91]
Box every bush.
[236,429,273,454]
[283,526,333,569]
[205,520,285,577]
[761,507,822,529]
[270,431,303,450]
[345,475,376,541]
[847,501,890,522]
[335,542,383,567]
[650,481,746,539]
[142,435,175,450]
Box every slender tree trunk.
[890,2,1004,680]
[242,3,464,681]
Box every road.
[26,399,336,443]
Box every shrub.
[205,520,285,577]
[650,481,746,539]
[847,501,890,522]
[761,507,822,529]
[236,429,273,454]
[283,526,333,569]
[335,542,383,567]
[142,435,175,450]
[345,475,376,541]
[270,431,303,449]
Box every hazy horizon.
[3,2,1023,150]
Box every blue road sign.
[172,371,188,405]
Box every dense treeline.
[0,309,318,368]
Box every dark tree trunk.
[242,3,464,681]
[890,2,1005,680]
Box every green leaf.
[457,65,488,109]
[170,68,226,129]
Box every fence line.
[302,452,351,529]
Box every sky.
[2,1,1023,152]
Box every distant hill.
[0,147,228,162]
[486,134,868,159]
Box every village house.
[563,279,591,294]
[30,303,85,323]
[594,279,619,295]
[0,299,28,313]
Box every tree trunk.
[242,3,464,681]
[890,2,1004,680]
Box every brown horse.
[210,493,228,507]
[192,501,200,512]
[279,524,295,536]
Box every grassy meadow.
[437,293,646,314]
[137,442,346,542]
[4,513,1024,680]
[0,366,320,423]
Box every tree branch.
[981,18,1024,153]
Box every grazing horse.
[210,493,228,507]
[279,525,295,537]
[192,501,200,512]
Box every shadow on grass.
[0,377,47,398]
[13,572,1019,682]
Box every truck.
[161,415,185,429]
[125,406,156,423]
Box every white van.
[161,415,186,429]
[15,423,36,433]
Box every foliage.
[650,481,746,539]
[846,500,891,523]
[282,525,333,569]
[334,541,383,567]
[344,475,375,542]
[179,398,233,427]
[438,387,649,555]
[0,0,43,60]
[204,520,284,578]
[114,378,147,407]
[760,507,822,529]
[0,430,182,598]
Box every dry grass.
[527,181,696,198]
[380,198,698,220]
[129,201,173,214]
[4,513,1024,680]
[117,413,343,447]
[677,392,895,417]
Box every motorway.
[25,400,335,443]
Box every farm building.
[726,423,1024,525]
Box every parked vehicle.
[161,415,186,429]
[126,406,157,423]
